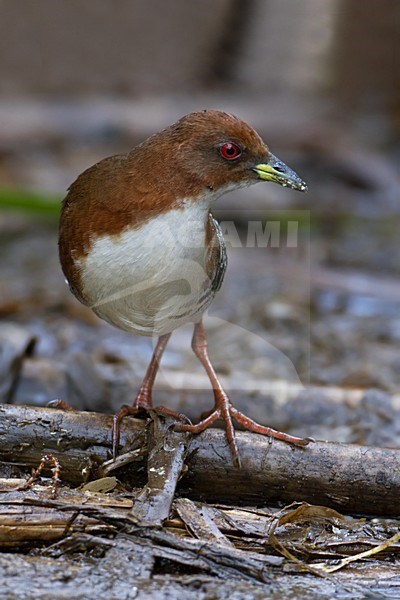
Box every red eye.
[219,142,242,161]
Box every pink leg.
[112,333,188,458]
[175,322,310,468]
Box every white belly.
[78,201,215,336]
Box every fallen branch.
[0,403,146,486]
[0,403,399,516]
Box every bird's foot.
[174,393,311,469]
[112,398,190,460]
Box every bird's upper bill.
[253,153,308,192]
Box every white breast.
[78,200,216,336]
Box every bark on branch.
[0,403,399,516]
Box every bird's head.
[163,109,307,196]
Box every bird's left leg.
[175,321,309,468]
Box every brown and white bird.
[59,109,309,467]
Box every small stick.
[19,454,61,499]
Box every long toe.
[153,405,192,424]
[174,409,221,434]
[112,404,143,460]
[229,405,310,447]
[220,402,241,468]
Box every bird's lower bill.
[253,154,307,192]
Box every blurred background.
[1,0,399,445]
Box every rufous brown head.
[154,109,307,194]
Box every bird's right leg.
[112,333,189,459]
[112,333,171,458]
